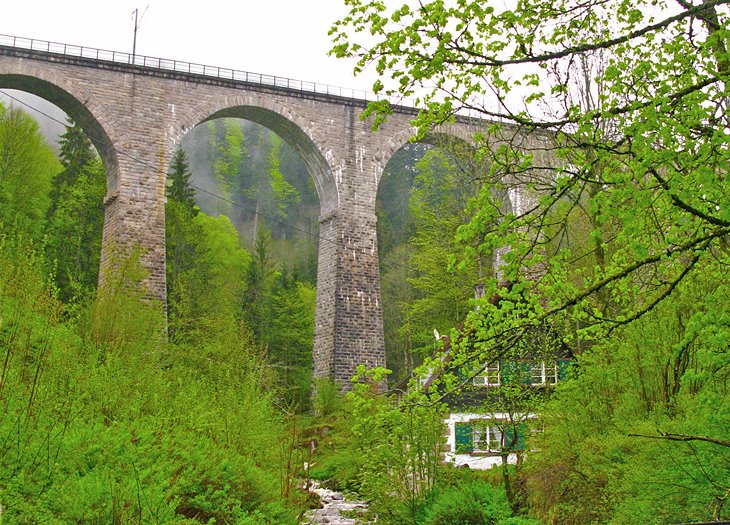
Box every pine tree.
[48,118,96,216]
[167,147,196,211]
[45,119,105,303]
[59,118,95,174]
[165,147,199,329]
[244,228,278,347]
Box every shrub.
[424,481,537,525]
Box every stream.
[303,482,372,524]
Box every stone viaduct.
[0,36,550,388]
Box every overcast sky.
[1,0,376,92]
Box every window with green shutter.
[558,359,572,380]
[505,422,527,451]
[455,423,473,453]
[500,361,532,385]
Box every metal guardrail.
[0,33,499,120]
[0,33,384,103]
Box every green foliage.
[0,89,316,525]
[41,118,106,306]
[165,196,196,330]
[0,102,59,238]
[45,156,106,305]
[194,118,318,269]
[334,2,730,521]
[376,143,422,256]
[268,275,316,408]
[267,134,300,220]
[165,147,202,340]
[379,243,417,378]
[333,0,730,349]
[319,367,447,524]
[311,377,345,418]
[166,121,319,414]
[167,210,251,344]
[402,148,483,355]
[57,117,95,175]
[164,131,319,415]
[0,224,300,524]
[424,481,537,525]
[167,146,197,209]
[525,274,730,524]
[308,372,540,524]
[209,119,245,213]
[244,228,278,348]
[378,144,485,380]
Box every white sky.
[1,0,376,92]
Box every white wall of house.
[444,450,517,470]
[443,412,525,470]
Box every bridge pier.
[98,120,170,307]
[313,205,385,389]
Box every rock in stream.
[303,482,372,524]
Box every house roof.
[388,281,574,400]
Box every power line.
[0,89,329,246]
[0,88,480,283]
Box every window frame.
[470,360,567,387]
[473,363,500,386]
[530,361,560,385]
[472,421,503,453]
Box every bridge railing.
[0,33,496,119]
[0,33,384,102]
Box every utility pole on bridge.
[131,6,148,63]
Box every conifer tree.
[244,228,278,347]
[45,118,105,303]
[167,146,196,211]
[48,118,95,216]
[58,118,94,173]
[165,147,200,333]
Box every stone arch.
[373,122,482,194]
[175,95,339,217]
[0,71,123,195]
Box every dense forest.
[2,91,728,523]
[168,118,320,407]
[1,0,729,520]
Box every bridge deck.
[0,33,504,122]
[0,33,381,105]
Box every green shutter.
[521,362,532,384]
[455,423,473,453]
[557,359,572,380]
[505,423,526,451]
[501,361,532,384]
[500,361,513,384]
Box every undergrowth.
[0,229,303,524]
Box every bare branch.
[605,245,705,335]
[629,431,730,448]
